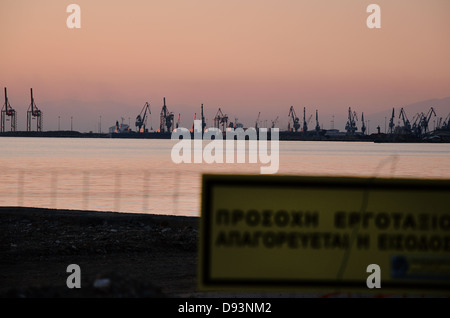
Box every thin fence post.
[50,170,58,208]
[142,171,150,213]
[82,171,90,211]
[173,170,180,215]
[114,171,121,212]
[17,170,24,207]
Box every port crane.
[345,107,358,135]
[411,113,422,135]
[419,107,436,134]
[159,97,174,133]
[315,110,320,132]
[214,108,228,131]
[288,106,300,132]
[26,88,43,132]
[135,102,151,132]
[361,112,366,135]
[1,87,17,132]
[388,108,395,134]
[398,107,411,133]
[302,107,309,132]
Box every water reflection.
[0,138,449,216]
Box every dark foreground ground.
[2,207,447,299]
[0,207,200,298]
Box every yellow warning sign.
[198,174,450,293]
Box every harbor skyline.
[1,0,449,132]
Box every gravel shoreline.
[0,206,199,297]
[3,207,443,299]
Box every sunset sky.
[1,0,449,132]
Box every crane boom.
[398,107,411,132]
[135,102,151,132]
[288,106,300,132]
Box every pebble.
[93,278,111,289]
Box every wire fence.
[1,168,202,216]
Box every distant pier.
[1,129,449,143]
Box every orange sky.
[1,0,449,131]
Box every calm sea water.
[1,137,449,216]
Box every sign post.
[199,174,450,294]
